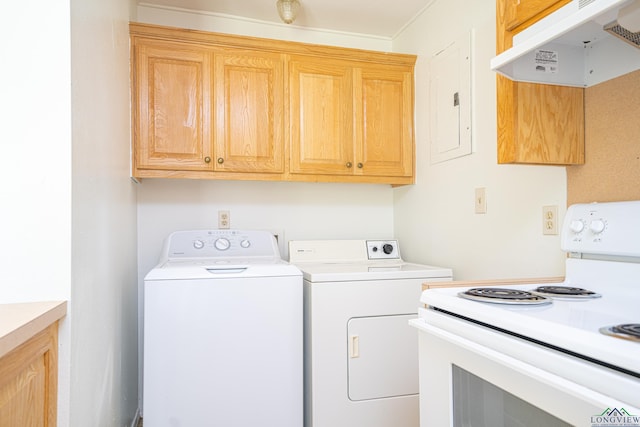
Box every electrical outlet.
[475,188,487,214]
[218,210,230,229]
[542,205,558,235]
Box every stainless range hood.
[491,0,640,87]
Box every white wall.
[0,0,73,424]
[392,0,567,279]
[1,1,139,426]
[70,0,139,425]
[0,0,71,303]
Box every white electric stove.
[411,201,640,427]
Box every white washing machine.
[143,229,302,427]
[289,239,452,427]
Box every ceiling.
[138,0,434,38]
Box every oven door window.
[453,365,571,427]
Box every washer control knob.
[214,238,231,251]
[589,219,606,234]
[193,239,205,249]
[569,220,585,233]
[382,243,394,254]
[240,240,251,248]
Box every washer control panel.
[166,230,280,259]
[366,240,400,260]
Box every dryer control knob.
[382,243,394,254]
[214,238,231,251]
[240,240,251,248]
[193,239,205,249]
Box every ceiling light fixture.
[276,0,300,24]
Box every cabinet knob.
[357,162,363,168]
[217,157,224,164]
[204,156,211,163]
[346,162,353,168]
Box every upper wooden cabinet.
[358,66,413,178]
[213,49,285,174]
[496,0,585,165]
[504,0,570,32]
[133,40,213,172]
[289,57,413,181]
[130,23,416,184]
[289,57,354,176]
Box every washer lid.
[294,261,452,282]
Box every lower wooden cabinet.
[0,324,59,426]
[130,23,416,185]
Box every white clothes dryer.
[289,239,452,427]
[143,230,302,427]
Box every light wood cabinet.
[289,56,413,181]
[213,49,285,174]
[357,66,413,178]
[504,0,569,31]
[0,324,59,426]
[130,23,416,185]
[133,40,214,172]
[496,0,585,165]
[288,57,355,176]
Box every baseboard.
[130,408,141,427]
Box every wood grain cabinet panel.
[496,0,584,165]
[0,324,58,427]
[357,67,413,177]
[289,57,354,175]
[214,50,285,174]
[132,40,213,172]
[505,0,570,31]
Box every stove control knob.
[240,239,251,248]
[382,244,394,254]
[589,219,606,234]
[193,239,205,250]
[214,237,231,251]
[569,220,584,233]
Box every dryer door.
[347,314,419,401]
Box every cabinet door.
[213,50,285,174]
[289,58,354,175]
[133,40,213,172]
[505,0,569,31]
[355,67,414,177]
[0,325,58,427]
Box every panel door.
[356,66,414,177]
[347,314,419,401]
[133,40,213,171]
[505,0,569,31]
[213,50,285,174]
[289,57,354,175]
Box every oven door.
[410,311,640,427]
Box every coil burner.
[459,287,552,305]
[600,324,640,342]
[530,286,601,300]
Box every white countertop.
[0,301,67,358]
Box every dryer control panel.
[366,240,400,260]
